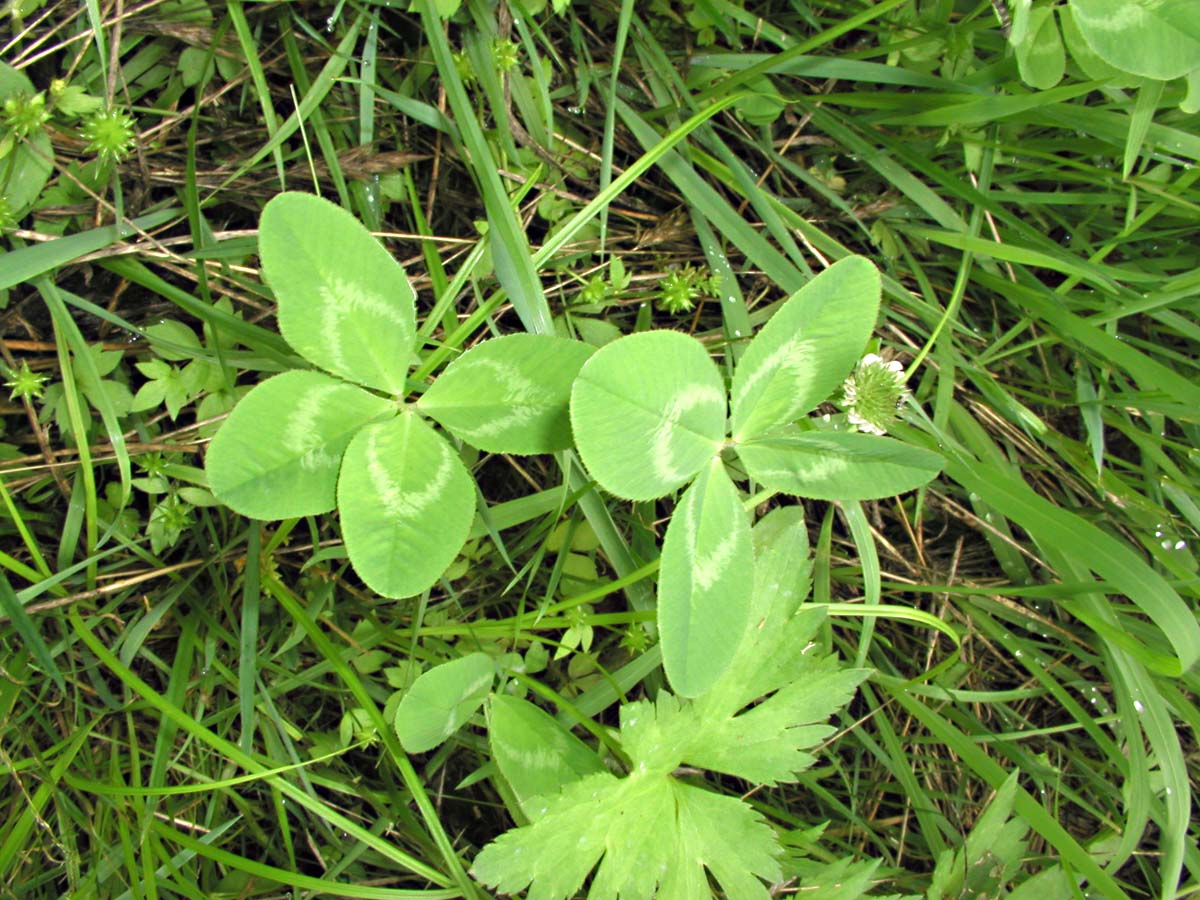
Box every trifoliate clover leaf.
[473,603,869,900]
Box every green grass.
[1,0,1198,897]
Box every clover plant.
[1008,0,1199,111]
[205,192,594,598]
[568,256,944,697]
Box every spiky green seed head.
[4,361,50,402]
[493,39,521,72]
[81,108,137,164]
[3,92,50,137]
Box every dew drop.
[1133,699,1144,713]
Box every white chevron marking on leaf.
[498,742,572,770]
[680,484,737,593]
[445,358,546,439]
[283,381,347,471]
[367,424,454,520]
[735,341,803,409]
[442,670,494,734]
[318,275,409,375]
[1075,1,1155,32]
[694,532,735,592]
[651,386,724,484]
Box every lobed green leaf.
[684,656,865,785]
[474,532,862,900]
[747,505,811,627]
[471,770,782,900]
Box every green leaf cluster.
[570,256,943,695]
[472,507,870,900]
[0,63,54,225]
[1010,0,1200,111]
[205,192,594,598]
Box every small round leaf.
[259,192,417,394]
[395,653,494,753]
[419,334,594,454]
[570,330,726,501]
[338,412,475,598]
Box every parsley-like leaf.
[473,769,781,900]
[473,507,870,900]
[474,612,866,898]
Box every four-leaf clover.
[206,192,592,597]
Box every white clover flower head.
[841,352,908,435]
